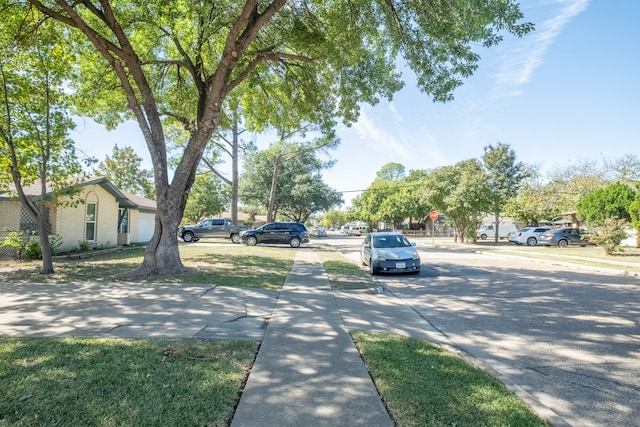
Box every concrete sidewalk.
[231,250,393,426]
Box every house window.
[118,208,129,233]
[86,202,97,241]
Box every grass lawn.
[352,332,547,427]
[0,243,295,289]
[316,247,375,290]
[484,244,640,274]
[0,338,258,426]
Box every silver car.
[361,232,421,275]
[511,227,551,246]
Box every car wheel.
[558,239,568,247]
[480,234,487,240]
[230,233,241,244]
[369,261,378,275]
[289,237,301,248]
[526,237,537,246]
[246,236,258,246]
[182,231,195,243]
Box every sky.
[71,0,640,208]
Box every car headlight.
[412,250,420,260]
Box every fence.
[401,226,455,238]
[0,229,18,261]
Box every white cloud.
[492,0,590,97]
[351,105,447,170]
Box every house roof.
[121,190,157,212]
[0,176,156,212]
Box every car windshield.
[372,235,412,248]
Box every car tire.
[246,236,258,246]
[230,233,241,244]
[289,237,301,248]
[182,231,195,243]
[369,261,378,275]
[526,237,537,246]
[558,239,568,247]
[480,234,487,240]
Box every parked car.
[360,232,421,275]
[179,218,251,243]
[537,227,591,247]
[476,223,517,240]
[347,225,367,236]
[511,227,552,246]
[240,222,310,248]
[312,227,327,237]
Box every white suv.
[511,227,551,246]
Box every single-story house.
[0,176,156,256]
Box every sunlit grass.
[316,247,375,290]
[0,337,258,426]
[352,332,548,427]
[0,244,295,288]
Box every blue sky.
[72,0,639,208]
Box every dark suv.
[240,222,310,248]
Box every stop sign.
[429,211,438,220]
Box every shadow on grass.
[316,247,375,291]
[1,245,296,289]
[0,337,258,426]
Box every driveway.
[329,237,640,427]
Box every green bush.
[22,234,64,260]
[588,217,629,255]
[78,240,90,251]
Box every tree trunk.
[231,118,239,225]
[37,207,54,275]
[494,213,500,243]
[267,151,282,223]
[127,188,188,276]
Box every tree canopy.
[239,140,342,223]
[577,182,635,225]
[93,144,154,198]
[8,0,533,275]
[0,17,84,273]
[482,141,526,241]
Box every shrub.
[588,217,629,255]
[19,234,64,260]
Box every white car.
[511,227,552,246]
[360,232,421,275]
[347,226,367,236]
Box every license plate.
[395,262,406,269]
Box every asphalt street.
[330,237,640,427]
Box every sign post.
[429,211,438,245]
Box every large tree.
[426,159,491,243]
[0,17,84,274]
[239,139,341,222]
[18,0,533,276]
[93,144,154,198]
[577,182,635,225]
[482,142,527,242]
[182,172,230,224]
